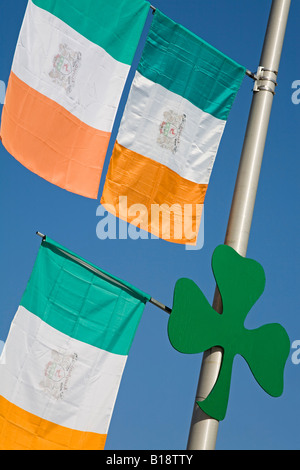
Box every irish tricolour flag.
[0,0,149,198]
[0,238,150,450]
[101,10,246,244]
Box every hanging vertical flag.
[101,9,246,244]
[0,237,150,450]
[0,0,150,199]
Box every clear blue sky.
[0,0,299,450]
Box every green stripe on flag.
[20,238,150,355]
[138,9,246,121]
[32,0,150,65]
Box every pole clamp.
[253,66,278,95]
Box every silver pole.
[187,0,291,450]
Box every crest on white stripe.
[49,43,82,95]
[40,350,78,400]
[157,110,186,154]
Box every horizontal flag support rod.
[149,297,172,314]
[36,232,172,315]
[246,69,257,80]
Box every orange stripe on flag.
[0,72,111,199]
[101,142,207,245]
[0,395,107,450]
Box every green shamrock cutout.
[168,245,290,421]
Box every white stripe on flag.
[0,306,127,434]
[12,0,130,131]
[117,72,226,184]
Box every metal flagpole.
[187,0,291,450]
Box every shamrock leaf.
[168,245,290,421]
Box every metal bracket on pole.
[253,66,278,94]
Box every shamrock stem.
[197,348,234,421]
